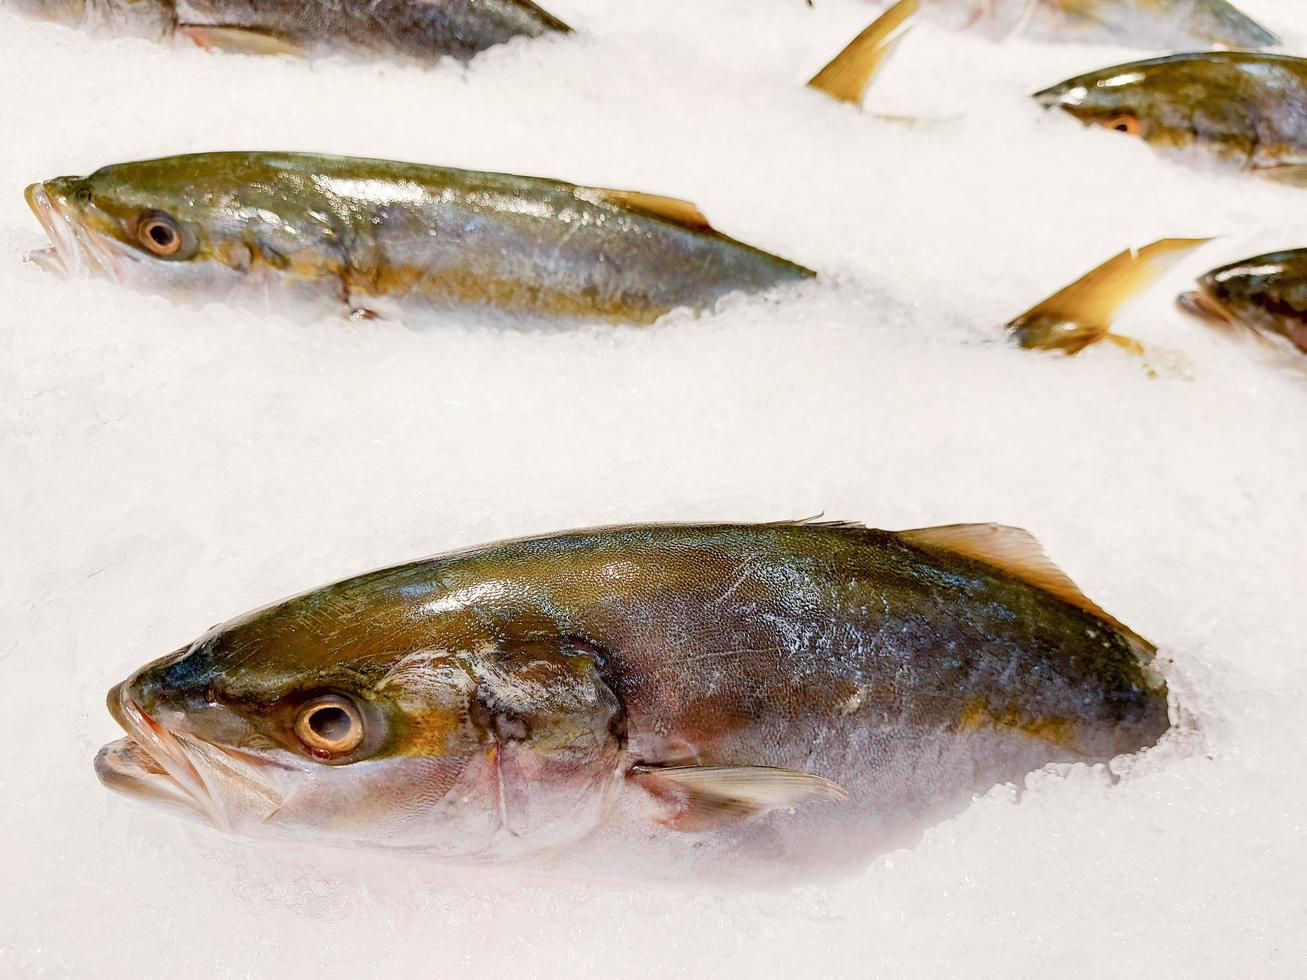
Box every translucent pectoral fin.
[630,764,848,832]
[180,25,308,57]
[1256,165,1307,189]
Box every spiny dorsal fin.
[1008,238,1212,345]
[807,0,918,105]
[897,523,1153,654]
[770,515,868,531]
[630,764,848,832]
[582,188,713,231]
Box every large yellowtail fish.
[24,152,814,326]
[1179,249,1307,356]
[1037,54,1307,186]
[96,521,1169,878]
[6,0,570,62]
[924,0,1275,49]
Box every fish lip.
[98,678,295,832]
[1177,288,1231,325]
[23,181,127,282]
[99,680,218,825]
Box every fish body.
[1179,249,1307,354]
[95,521,1168,877]
[1036,53,1307,182]
[25,152,813,326]
[7,0,570,62]
[927,0,1275,49]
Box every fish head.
[25,154,348,311]
[95,572,626,859]
[1179,251,1307,352]
[1034,56,1257,160]
[9,0,174,36]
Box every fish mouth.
[95,681,286,831]
[23,182,127,282]
[1033,82,1086,109]
[1177,288,1232,325]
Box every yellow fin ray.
[582,189,713,232]
[807,0,919,105]
[1007,238,1212,353]
[897,523,1154,656]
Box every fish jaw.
[1177,286,1232,326]
[95,679,288,833]
[24,181,131,282]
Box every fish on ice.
[905,0,1275,49]
[95,520,1169,877]
[1036,54,1307,186]
[1179,249,1307,356]
[24,152,814,326]
[6,0,571,62]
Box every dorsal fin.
[1008,238,1212,350]
[897,523,1153,654]
[806,0,918,105]
[769,515,867,531]
[582,188,713,231]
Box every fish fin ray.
[180,24,308,57]
[897,523,1154,655]
[807,0,919,105]
[1007,238,1213,348]
[769,514,867,531]
[630,764,847,831]
[582,189,713,231]
[1257,165,1307,188]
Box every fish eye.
[1102,114,1142,136]
[293,695,365,756]
[136,212,185,257]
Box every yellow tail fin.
[1008,238,1212,354]
[806,0,919,105]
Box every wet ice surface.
[3,0,1307,975]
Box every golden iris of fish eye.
[294,695,365,756]
[134,212,189,259]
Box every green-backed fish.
[24,152,813,326]
[7,0,570,62]
[1179,249,1307,355]
[95,521,1169,878]
[1036,53,1307,185]
[927,0,1275,48]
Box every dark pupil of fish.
[1114,121,1131,132]
[148,223,175,247]
[309,706,352,741]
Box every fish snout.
[1033,82,1087,110]
[1177,287,1231,325]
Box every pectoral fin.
[630,764,848,831]
[180,25,308,57]
[807,0,918,105]
[1007,237,1212,354]
[1257,165,1307,188]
